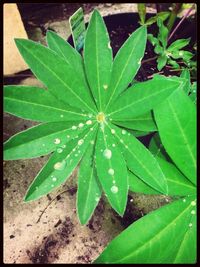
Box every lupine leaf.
[3,121,88,160]
[107,124,168,194]
[4,85,88,122]
[105,26,147,111]
[77,141,102,225]
[94,196,196,264]
[24,126,97,202]
[15,39,97,113]
[95,124,128,216]
[167,38,191,52]
[46,30,88,87]
[84,9,112,110]
[149,133,169,160]
[154,88,196,185]
[108,75,185,120]
[112,112,157,132]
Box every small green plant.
[137,3,169,26]
[148,18,194,71]
[4,10,185,225]
[94,81,196,264]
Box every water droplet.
[62,145,66,148]
[111,129,115,134]
[191,201,196,206]
[108,42,111,49]
[120,139,123,143]
[78,123,84,128]
[189,223,193,227]
[108,168,114,175]
[111,185,118,194]
[54,161,66,170]
[52,177,57,182]
[183,199,186,202]
[122,129,126,135]
[67,135,70,138]
[125,145,128,149]
[86,120,92,125]
[72,148,76,152]
[128,133,131,136]
[179,51,183,56]
[72,126,77,130]
[130,199,133,202]
[103,84,108,90]
[78,139,84,146]
[51,184,54,188]
[60,114,64,118]
[103,149,112,159]
[57,148,63,153]
[90,127,94,131]
[42,144,45,147]
[88,113,93,118]
[78,150,81,153]
[112,144,116,147]
[191,210,195,215]
[54,138,61,145]
[75,154,78,157]
[113,180,116,184]
[138,58,142,64]
[95,196,100,202]
[90,140,95,145]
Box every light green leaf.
[4,85,88,122]
[24,126,97,202]
[154,43,164,54]
[154,89,196,185]
[15,39,97,113]
[157,18,168,49]
[84,9,112,110]
[157,54,168,70]
[94,196,196,263]
[167,38,190,52]
[147,34,159,46]
[137,3,146,24]
[112,112,157,132]
[108,75,185,120]
[105,26,147,111]
[108,124,168,194]
[3,121,88,160]
[145,12,170,25]
[167,59,180,69]
[95,124,128,216]
[46,30,88,88]
[77,141,102,225]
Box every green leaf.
[145,12,170,26]
[105,26,147,111]
[112,111,157,132]
[137,3,146,24]
[154,89,196,185]
[189,82,196,104]
[147,34,159,46]
[157,18,168,49]
[94,196,196,263]
[3,121,88,160]
[180,69,191,94]
[108,124,168,194]
[24,126,97,202]
[95,124,128,216]
[15,39,97,113]
[157,54,168,70]
[167,38,190,52]
[4,85,88,122]
[84,9,112,111]
[108,75,185,120]
[77,139,102,225]
[46,30,88,88]
[149,133,169,160]
[167,59,180,69]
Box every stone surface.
[3,4,28,75]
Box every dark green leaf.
[137,3,146,24]
[157,18,168,49]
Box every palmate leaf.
[112,111,157,132]
[108,75,186,120]
[77,140,102,225]
[3,121,89,160]
[95,124,128,216]
[84,9,112,111]
[4,85,88,122]
[25,126,98,202]
[154,88,196,185]
[94,196,196,264]
[105,26,147,111]
[15,38,97,114]
[129,156,196,196]
[107,124,168,194]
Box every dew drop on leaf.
[108,168,114,175]
[90,127,94,131]
[88,113,93,118]
[90,140,95,145]
[57,148,63,153]
[103,149,112,159]
[191,210,195,215]
[122,129,126,135]
[67,135,70,138]
[78,123,84,128]
[189,223,193,227]
[72,126,77,130]
[103,84,108,90]
[86,120,92,125]
[191,201,196,206]
[111,185,118,194]
[52,176,57,182]
[95,196,100,202]
[62,145,66,148]
[111,129,115,134]
[183,199,186,202]
[112,144,116,147]
[54,138,61,145]
[120,139,124,143]
[54,161,66,170]
[78,139,84,146]
[60,114,64,118]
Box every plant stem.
[168,4,195,42]
[142,56,157,64]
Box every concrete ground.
[4,3,172,264]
